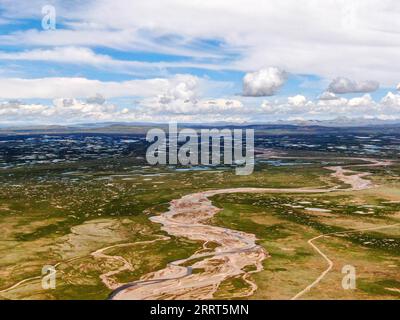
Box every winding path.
[291,223,400,300]
[91,236,170,290]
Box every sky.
[0,0,400,125]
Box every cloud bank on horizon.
[0,0,400,124]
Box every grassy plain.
[0,154,399,299]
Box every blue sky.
[0,0,399,124]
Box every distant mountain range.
[2,116,400,130]
[274,117,400,127]
[1,117,400,136]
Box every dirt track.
[291,223,399,300]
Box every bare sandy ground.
[111,187,328,300]
[91,235,170,290]
[326,166,372,190]
[325,159,392,191]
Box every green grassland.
[210,186,400,299]
[0,155,399,299]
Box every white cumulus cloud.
[288,95,307,106]
[327,77,379,94]
[242,67,287,97]
[319,91,339,100]
[3,91,400,124]
[347,94,374,107]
